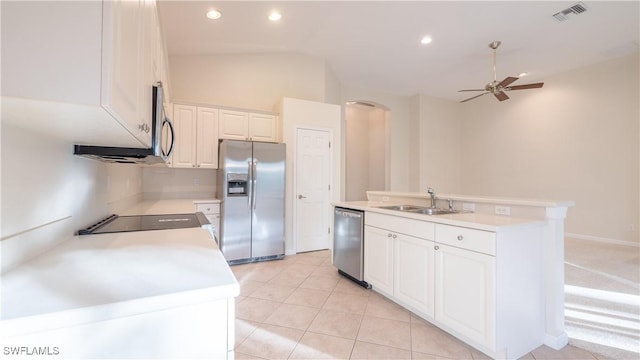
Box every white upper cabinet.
[171,104,219,169]
[1,0,169,148]
[219,110,279,142]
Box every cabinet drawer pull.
[392,234,397,239]
[457,235,463,241]
[388,233,392,238]
[435,245,439,250]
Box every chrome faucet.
[427,187,437,208]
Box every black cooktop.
[78,213,210,235]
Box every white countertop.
[366,191,575,208]
[2,198,236,337]
[121,198,220,215]
[333,201,545,231]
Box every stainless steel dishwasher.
[333,207,371,288]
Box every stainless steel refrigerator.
[218,140,285,264]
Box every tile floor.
[230,244,635,360]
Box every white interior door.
[295,128,331,253]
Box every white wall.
[1,124,142,272]
[418,95,462,194]
[459,53,639,244]
[142,167,216,200]
[169,53,328,112]
[279,97,341,254]
[341,86,413,192]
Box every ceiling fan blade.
[506,82,544,90]
[498,76,519,88]
[494,91,509,101]
[458,89,486,92]
[460,92,489,103]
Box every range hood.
[74,84,174,164]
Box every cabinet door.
[364,225,394,297]
[172,105,197,168]
[196,107,219,168]
[249,113,278,142]
[102,0,151,146]
[435,243,495,349]
[394,235,435,319]
[219,110,249,140]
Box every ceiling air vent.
[552,2,588,22]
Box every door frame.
[293,126,334,254]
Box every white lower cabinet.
[363,225,394,297]
[435,242,495,349]
[363,211,544,359]
[395,234,435,319]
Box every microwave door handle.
[253,161,258,209]
[163,118,175,159]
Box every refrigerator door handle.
[247,161,253,209]
[252,160,258,209]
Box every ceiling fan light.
[518,72,528,77]
[420,36,433,45]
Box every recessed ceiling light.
[420,36,433,45]
[518,72,528,77]
[206,9,222,20]
[269,11,282,21]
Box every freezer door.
[251,142,286,258]
[219,140,253,261]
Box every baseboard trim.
[565,233,639,247]
[544,332,569,350]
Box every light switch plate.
[462,203,475,211]
[495,205,511,216]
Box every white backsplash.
[142,167,217,200]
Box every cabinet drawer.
[366,212,434,240]
[435,224,495,256]
[196,203,220,215]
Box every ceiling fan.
[459,41,544,103]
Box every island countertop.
[2,198,237,338]
[333,200,545,232]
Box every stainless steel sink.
[409,208,460,215]
[378,205,425,211]
[377,204,460,215]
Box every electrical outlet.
[462,203,475,212]
[194,178,200,186]
[382,196,390,201]
[495,205,511,216]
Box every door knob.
[298,194,307,199]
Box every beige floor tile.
[350,340,411,359]
[311,264,341,278]
[239,266,283,282]
[357,315,411,350]
[365,293,411,322]
[235,319,260,348]
[282,263,319,277]
[308,309,363,339]
[322,292,369,314]
[333,278,371,297]
[289,332,355,360]
[530,344,598,359]
[300,274,340,291]
[263,303,320,331]
[518,352,536,360]
[236,297,282,323]
[268,271,309,288]
[470,347,493,359]
[234,351,265,360]
[412,351,453,359]
[295,254,327,266]
[238,279,265,297]
[249,283,296,302]
[236,323,304,359]
[285,287,331,308]
[411,322,473,359]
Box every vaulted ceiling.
[158,1,639,101]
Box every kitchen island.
[334,191,573,360]
[1,199,237,359]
